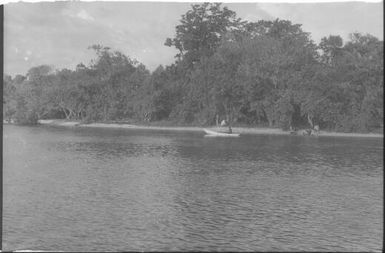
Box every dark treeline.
[3,3,383,132]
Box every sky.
[4,1,383,76]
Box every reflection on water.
[3,125,383,251]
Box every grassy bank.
[36,119,383,138]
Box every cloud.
[76,9,94,22]
[61,7,95,22]
[3,2,383,77]
[254,2,383,42]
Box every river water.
[3,125,383,251]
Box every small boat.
[203,128,240,137]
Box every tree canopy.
[3,3,383,133]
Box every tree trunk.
[68,110,75,119]
[307,114,314,128]
[103,105,108,121]
[62,108,70,119]
[216,114,219,127]
[263,106,274,127]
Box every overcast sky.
[4,1,383,76]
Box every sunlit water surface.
[3,125,383,251]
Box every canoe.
[203,128,240,137]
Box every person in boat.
[289,125,297,135]
[312,125,320,135]
[220,119,232,134]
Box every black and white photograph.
[2,0,383,251]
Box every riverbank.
[36,119,383,138]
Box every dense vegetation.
[3,3,383,132]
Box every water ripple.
[3,125,383,252]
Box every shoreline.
[35,119,384,139]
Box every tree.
[228,21,318,129]
[14,65,57,123]
[85,45,148,121]
[319,35,343,65]
[3,75,17,122]
[165,2,243,66]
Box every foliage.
[165,2,243,67]
[3,3,383,133]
